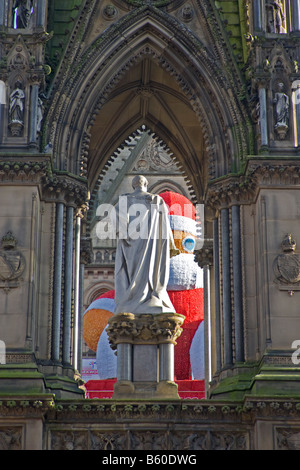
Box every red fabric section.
[168,289,204,380]
[97,290,115,300]
[168,289,204,323]
[159,191,197,219]
[85,379,205,399]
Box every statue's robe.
[113,190,178,315]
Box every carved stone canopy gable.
[106,312,185,350]
[273,234,300,295]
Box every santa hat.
[159,192,200,237]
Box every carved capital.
[42,173,88,207]
[206,174,257,210]
[195,239,213,267]
[106,312,185,350]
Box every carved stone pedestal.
[106,312,185,399]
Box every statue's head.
[132,175,148,191]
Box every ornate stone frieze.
[0,398,54,418]
[0,159,49,183]
[106,312,185,350]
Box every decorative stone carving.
[0,232,25,290]
[277,428,300,450]
[106,312,184,350]
[273,234,300,295]
[273,82,289,140]
[0,427,22,450]
[90,431,127,450]
[51,430,88,451]
[180,4,194,23]
[103,4,118,20]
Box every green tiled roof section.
[215,0,248,64]
[46,0,84,74]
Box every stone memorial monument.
[106,176,185,398]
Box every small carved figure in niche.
[266,0,286,34]
[12,0,34,29]
[9,82,25,124]
[273,82,289,139]
[8,81,25,135]
[36,97,44,134]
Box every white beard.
[168,253,203,290]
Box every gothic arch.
[45,3,252,200]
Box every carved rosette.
[106,312,185,350]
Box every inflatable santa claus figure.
[159,191,204,380]
[82,191,205,394]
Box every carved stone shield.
[274,253,300,285]
[0,250,25,282]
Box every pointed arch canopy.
[45,4,252,201]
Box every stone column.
[62,205,74,365]
[213,217,222,371]
[253,0,263,31]
[259,85,268,148]
[293,83,300,147]
[36,0,47,27]
[0,1,6,26]
[51,202,64,361]
[0,81,6,145]
[29,84,39,145]
[231,205,244,363]
[72,213,81,372]
[106,312,185,399]
[159,343,174,382]
[221,208,233,367]
[292,0,300,31]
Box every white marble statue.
[113,175,179,315]
[274,82,289,128]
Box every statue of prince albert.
[113,175,180,315]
